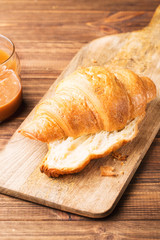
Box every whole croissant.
[19,66,156,177]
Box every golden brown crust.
[19,66,156,143]
[77,67,131,131]
[140,76,157,103]
[19,116,64,143]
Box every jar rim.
[0,34,15,66]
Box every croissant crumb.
[112,152,128,161]
[100,166,117,177]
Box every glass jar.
[0,34,22,122]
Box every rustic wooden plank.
[0,186,159,221]
[0,11,154,43]
[0,2,160,236]
[0,0,159,11]
[0,220,159,240]
[0,137,159,221]
[0,7,160,218]
[0,194,84,221]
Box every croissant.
[19,66,156,177]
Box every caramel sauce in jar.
[0,35,22,122]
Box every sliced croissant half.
[19,66,156,177]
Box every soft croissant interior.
[40,117,140,177]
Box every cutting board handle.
[148,5,160,30]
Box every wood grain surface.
[0,0,160,239]
[0,6,160,218]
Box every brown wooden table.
[0,0,160,239]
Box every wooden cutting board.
[0,6,160,218]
